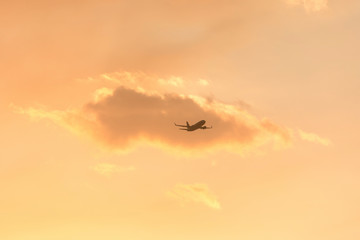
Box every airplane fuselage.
[174,120,211,131]
[187,120,206,131]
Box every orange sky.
[1,1,360,239]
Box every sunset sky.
[1,0,360,239]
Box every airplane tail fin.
[186,121,190,127]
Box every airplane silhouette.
[174,120,212,131]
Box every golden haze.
[1,0,360,239]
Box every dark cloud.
[85,87,258,149]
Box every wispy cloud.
[286,0,328,12]
[11,71,293,155]
[298,129,331,146]
[167,183,221,210]
[93,87,114,103]
[94,71,211,95]
[92,163,135,177]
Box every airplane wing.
[201,126,212,129]
[178,128,188,131]
[174,123,188,127]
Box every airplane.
[174,120,212,131]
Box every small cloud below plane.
[174,120,212,131]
